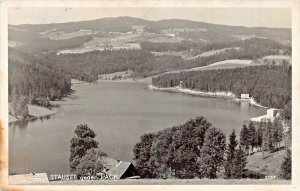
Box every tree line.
[68,120,291,180]
[133,117,291,179]
[9,48,71,118]
[152,65,291,109]
[133,116,247,179]
[240,119,290,158]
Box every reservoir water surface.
[9,81,266,175]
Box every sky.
[8,7,291,28]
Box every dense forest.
[133,117,291,179]
[47,38,291,83]
[8,48,71,104]
[141,38,291,58]
[152,65,291,109]
[50,49,157,82]
[133,116,227,179]
[240,119,290,156]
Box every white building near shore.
[241,94,250,99]
[250,108,281,122]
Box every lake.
[9,81,266,175]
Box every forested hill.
[9,16,291,54]
[8,48,71,102]
[152,65,291,109]
[44,37,290,83]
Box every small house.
[106,161,138,179]
[132,26,145,34]
[179,81,183,88]
[250,108,282,122]
[101,157,119,171]
[267,108,281,119]
[241,94,250,99]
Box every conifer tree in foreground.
[198,127,226,179]
[256,125,263,151]
[231,146,247,179]
[240,125,250,154]
[273,117,284,149]
[224,129,238,179]
[280,149,291,180]
[248,122,257,153]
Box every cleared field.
[98,70,133,80]
[44,29,98,40]
[185,47,242,60]
[147,35,184,43]
[151,47,242,60]
[246,149,287,177]
[162,59,257,75]
[263,55,291,60]
[57,32,141,55]
[263,55,291,64]
[151,51,186,57]
[232,34,267,40]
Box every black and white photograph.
[1,0,299,189]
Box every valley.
[7,16,292,182]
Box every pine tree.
[248,122,256,153]
[280,149,291,180]
[240,125,250,154]
[261,121,274,158]
[231,146,247,179]
[256,125,263,151]
[224,129,238,179]
[16,96,29,119]
[266,121,274,151]
[11,86,19,117]
[273,117,283,149]
[198,127,226,179]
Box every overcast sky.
[8,7,291,28]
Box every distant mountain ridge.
[8,16,291,55]
[10,16,291,33]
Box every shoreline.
[97,76,152,84]
[9,79,267,125]
[9,79,86,125]
[9,104,58,124]
[148,85,268,109]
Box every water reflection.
[9,114,53,128]
[11,120,29,128]
[239,100,250,111]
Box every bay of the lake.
[9,81,266,175]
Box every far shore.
[148,85,268,109]
[97,76,152,84]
